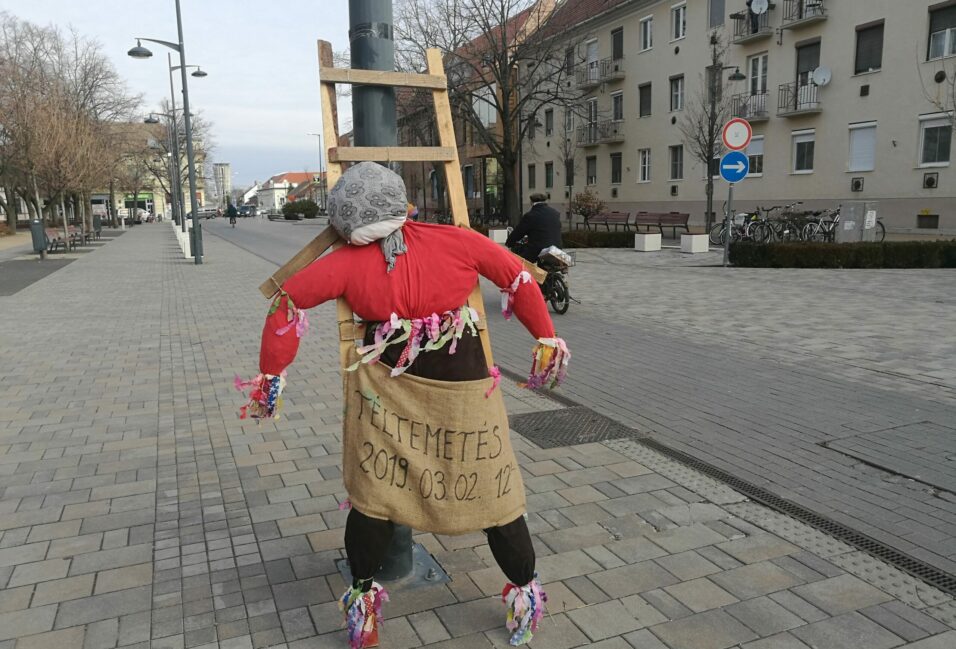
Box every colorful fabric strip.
[500,271,533,320]
[526,337,570,390]
[339,582,389,649]
[502,576,547,646]
[235,373,286,420]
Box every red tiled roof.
[543,0,634,37]
[269,171,318,185]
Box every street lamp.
[306,132,327,211]
[128,0,206,264]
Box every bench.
[68,225,92,245]
[586,211,631,231]
[44,228,75,253]
[633,212,690,238]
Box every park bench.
[68,225,92,245]
[586,211,631,231]
[44,227,75,253]
[633,212,690,238]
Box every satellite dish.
[812,66,832,86]
[751,0,769,15]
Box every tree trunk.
[0,189,14,234]
[706,179,714,232]
[32,175,44,224]
[502,160,520,227]
[109,180,118,228]
[61,196,69,243]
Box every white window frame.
[544,108,554,136]
[640,15,654,51]
[748,53,768,96]
[564,109,573,133]
[669,144,684,180]
[671,3,687,42]
[638,148,652,183]
[670,75,684,112]
[473,84,497,126]
[848,121,877,172]
[639,83,652,118]
[792,129,816,174]
[611,152,623,185]
[586,155,598,185]
[929,27,956,61]
[919,112,953,167]
[746,136,764,177]
[545,162,554,189]
[527,163,536,189]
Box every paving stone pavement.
[0,224,954,649]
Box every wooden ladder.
[258,40,544,371]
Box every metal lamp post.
[706,61,746,232]
[128,0,206,264]
[306,132,327,211]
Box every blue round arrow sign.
[720,150,750,183]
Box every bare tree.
[678,32,736,231]
[396,0,586,223]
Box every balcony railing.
[576,120,626,146]
[575,57,626,89]
[731,92,770,121]
[781,0,827,28]
[777,81,821,116]
[731,5,774,44]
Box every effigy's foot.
[502,575,547,646]
[339,579,388,649]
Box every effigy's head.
[328,162,408,270]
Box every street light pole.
[174,0,203,263]
[307,132,326,210]
[167,53,186,232]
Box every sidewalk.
[0,225,954,649]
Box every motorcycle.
[508,233,573,314]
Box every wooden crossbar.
[327,146,456,163]
[319,67,447,90]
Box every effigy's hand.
[235,372,286,420]
[526,338,570,390]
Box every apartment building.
[524,0,956,234]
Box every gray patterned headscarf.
[328,162,408,271]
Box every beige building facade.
[524,0,956,234]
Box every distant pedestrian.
[227,202,238,227]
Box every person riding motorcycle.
[505,193,562,263]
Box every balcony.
[576,120,626,147]
[575,57,626,90]
[777,81,821,117]
[731,92,770,122]
[731,5,775,44]
[781,0,827,29]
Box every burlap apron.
[340,346,526,535]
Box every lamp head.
[127,40,153,59]
[728,67,746,82]
[144,115,161,124]
[191,68,208,78]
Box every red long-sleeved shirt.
[259,221,555,375]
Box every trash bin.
[30,218,47,259]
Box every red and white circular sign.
[722,118,753,151]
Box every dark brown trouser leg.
[485,515,536,586]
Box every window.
[748,53,768,95]
[640,16,653,51]
[565,159,575,186]
[528,117,536,139]
[670,75,684,111]
[855,22,884,74]
[586,156,597,185]
[611,153,623,184]
[746,136,764,175]
[709,0,725,28]
[545,162,554,188]
[920,114,953,166]
[638,148,651,182]
[463,165,475,197]
[527,164,536,189]
[474,84,497,125]
[612,92,624,121]
[929,5,956,60]
[669,145,684,180]
[848,122,877,172]
[545,109,554,136]
[565,47,575,75]
[564,109,573,133]
[792,130,815,173]
[672,4,687,41]
[611,27,624,61]
[639,83,652,117]
[918,214,940,229]
[709,155,721,178]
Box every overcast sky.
[8,0,356,189]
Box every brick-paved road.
[1,222,954,648]
[209,218,956,578]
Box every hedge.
[730,241,956,269]
[562,230,633,248]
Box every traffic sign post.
[722,118,753,151]
[719,150,750,267]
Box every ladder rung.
[320,67,447,90]
[328,146,456,163]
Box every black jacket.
[227,205,238,220]
[506,202,563,262]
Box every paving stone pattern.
[0,225,954,648]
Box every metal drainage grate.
[509,406,638,448]
[637,438,956,597]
